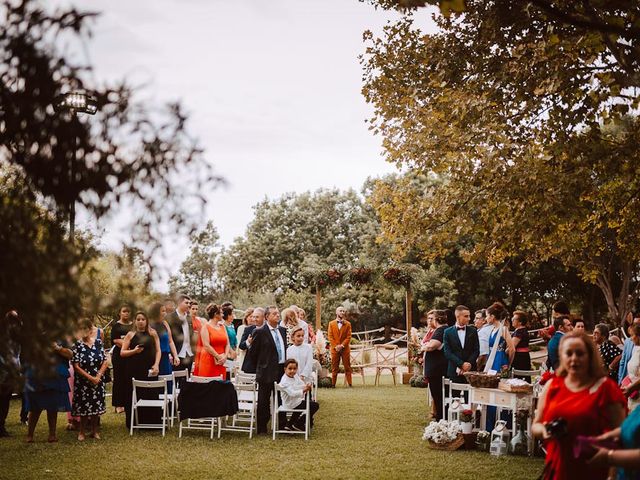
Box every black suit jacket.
[239,324,258,373]
[443,325,480,382]
[167,310,195,357]
[246,324,287,385]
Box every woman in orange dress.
[196,304,230,378]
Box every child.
[279,359,319,431]
[286,327,314,382]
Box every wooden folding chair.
[374,344,398,386]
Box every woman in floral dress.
[72,318,108,441]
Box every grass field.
[0,375,543,480]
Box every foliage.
[168,221,221,303]
[362,1,640,321]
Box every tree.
[0,0,218,362]
[362,1,640,322]
[168,221,221,303]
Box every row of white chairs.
[130,369,314,440]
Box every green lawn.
[0,375,543,480]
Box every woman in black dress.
[422,310,449,421]
[120,311,160,428]
[110,306,132,414]
[511,311,531,379]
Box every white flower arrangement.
[422,419,462,444]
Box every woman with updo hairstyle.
[485,302,515,372]
[511,310,532,374]
[148,301,180,377]
[196,304,230,378]
[422,310,449,421]
[532,332,625,479]
[280,307,309,346]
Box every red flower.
[539,371,555,386]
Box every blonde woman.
[280,307,309,346]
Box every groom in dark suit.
[443,305,480,383]
[246,305,287,434]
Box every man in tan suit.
[328,306,352,387]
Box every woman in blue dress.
[148,302,180,377]
[24,339,73,443]
[485,302,515,430]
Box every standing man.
[328,306,352,387]
[239,307,265,373]
[474,309,492,371]
[546,315,573,370]
[246,306,287,434]
[167,294,195,371]
[443,305,480,383]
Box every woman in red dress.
[532,331,626,479]
[196,304,230,378]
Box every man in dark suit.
[443,305,480,383]
[167,294,195,371]
[246,305,287,434]
[238,307,265,373]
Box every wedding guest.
[24,339,72,443]
[0,310,21,437]
[593,323,621,381]
[532,332,625,480]
[120,312,160,429]
[281,307,309,345]
[588,404,640,477]
[297,307,315,343]
[475,309,492,371]
[328,306,352,387]
[547,315,573,370]
[189,300,203,373]
[540,300,571,343]
[279,358,319,431]
[196,304,230,379]
[572,316,586,333]
[419,310,436,359]
[239,307,265,373]
[443,305,479,383]
[167,294,195,371]
[620,324,640,410]
[286,327,313,381]
[247,306,287,434]
[511,310,532,376]
[148,302,180,377]
[222,305,237,362]
[422,310,449,421]
[618,313,640,384]
[485,303,514,428]
[72,318,109,441]
[164,298,176,316]
[110,305,132,414]
[236,308,254,367]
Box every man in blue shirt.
[546,315,573,370]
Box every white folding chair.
[171,369,189,424]
[178,374,224,439]
[130,379,168,436]
[272,382,311,440]
[234,372,256,385]
[157,374,175,427]
[218,381,258,438]
[310,371,318,402]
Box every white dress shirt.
[455,324,466,348]
[478,324,493,356]
[279,373,307,410]
[286,343,313,380]
[177,310,193,358]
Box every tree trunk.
[594,262,638,326]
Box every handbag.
[621,376,638,399]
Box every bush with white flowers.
[422,419,462,444]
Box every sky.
[55,0,435,288]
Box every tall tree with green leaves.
[362,0,640,322]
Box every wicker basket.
[426,434,465,451]
[463,372,500,388]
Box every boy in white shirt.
[279,358,319,431]
[285,327,313,381]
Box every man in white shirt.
[167,294,195,371]
[475,309,493,371]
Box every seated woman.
[279,358,319,431]
[72,318,109,441]
[24,339,73,443]
[532,331,626,480]
[286,327,313,382]
[120,311,161,429]
[197,303,230,379]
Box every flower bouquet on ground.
[422,419,464,450]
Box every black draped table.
[178,381,238,419]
